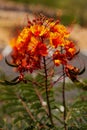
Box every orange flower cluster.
[10,15,77,78]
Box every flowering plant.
[9,14,80,81]
[0,14,86,130]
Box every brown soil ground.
[71,25,87,51]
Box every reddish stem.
[43,56,54,126]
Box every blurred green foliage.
[59,0,87,26]
[9,0,59,7]
[9,0,87,26]
[0,72,87,129]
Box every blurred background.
[0,0,87,78]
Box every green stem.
[43,56,54,126]
[17,94,36,122]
